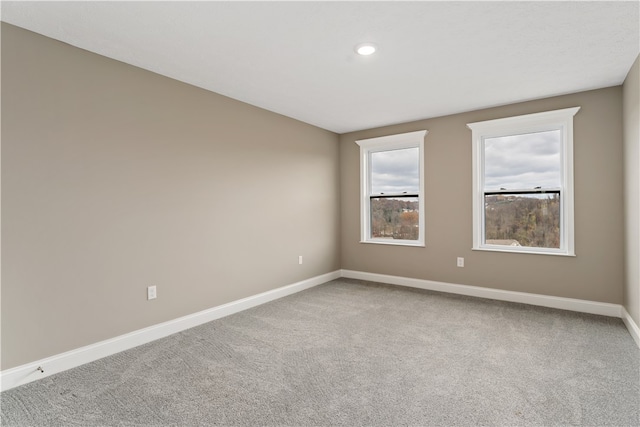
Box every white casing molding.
[467,107,580,257]
[622,307,640,348]
[341,269,622,318]
[356,130,427,248]
[0,270,341,392]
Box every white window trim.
[467,107,580,256]
[356,130,427,247]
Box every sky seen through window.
[484,130,561,190]
[370,147,419,195]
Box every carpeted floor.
[1,278,639,426]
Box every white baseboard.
[341,270,640,349]
[621,307,640,349]
[0,270,341,392]
[341,269,623,318]
[3,269,636,392]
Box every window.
[356,130,427,246]
[467,107,579,256]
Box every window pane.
[371,147,419,195]
[485,193,560,248]
[371,197,419,240]
[484,130,561,190]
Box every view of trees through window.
[371,197,419,240]
[485,194,560,248]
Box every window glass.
[483,130,562,249]
[484,130,561,190]
[371,148,419,195]
[371,197,419,240]
[484,193,560,248]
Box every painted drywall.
[341,87,624,304]
[624,54,640,325]
[1,23,340,370]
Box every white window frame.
[356,130,427,247]
[467,107,580,256]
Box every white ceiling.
[2,1,639,134]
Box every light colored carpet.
[1,278,639,426]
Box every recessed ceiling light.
[355,43,377,56]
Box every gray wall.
[1,24,341,370]
[341,87,624,304]
[624,54,640,325]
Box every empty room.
[1,1,639,426]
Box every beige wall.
[1,21,634,371]
[624,54,640,325]
[1,24,340,370]
[341,87,624,304]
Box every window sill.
[361,239,425,248]
[472,246,575,257]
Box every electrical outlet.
[147,285,157,300]
[457,257,464,267]
[298,255,303,265]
